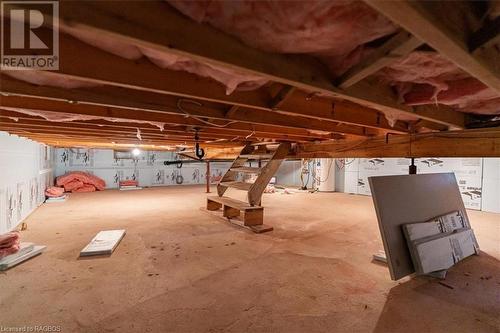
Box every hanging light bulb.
[132,148,141,156]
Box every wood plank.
[243,209,264,226]
[206,199,222,211]
[0,77,373,137]
[217,144,254,197]
[248,143,290,206]
[248,224,274,233]
[0,29,407,134]
[207,196,262,211]
[294,127,500,158]
[230,167,262,174]
[0,112,322,142]
[218,181,253,191]
[46,1,460,127]
[239,154,274,160]
[338,31,423,88]
[468,17,500,52]
[413,105,466,130]
[223,206,240,219]
[365,0,500,94]
[0,92,346,141]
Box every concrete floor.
[1,186,499,333]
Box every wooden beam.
[277,91,409,132]
[294,128,500,158]
[0,115,322,143]
[0,108,324,142]
[0,123,219,141]
[37,1,459,127]
[413,105,466,130]
[468,17,500,52]
[0,106,331,142]
[338,31,423,88]
[364,0,500,94]
[5,131,245,147]
[270,85,296,109]
[0,78,374,138]
[0,30,410,134]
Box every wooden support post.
[206,199,221,211]
[206,161,211,193]
[223,205,240,218]
[243,209,264,226]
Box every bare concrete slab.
[1,186,498,332]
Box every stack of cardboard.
[403,211,479,277]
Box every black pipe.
[409,157,417,174]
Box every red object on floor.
[56,171,106,192]
[119,180,138,187]
[45,186,65,197]
[0,231,20,259]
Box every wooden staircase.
[206,142,290,232]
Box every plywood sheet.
[368,173,469,280]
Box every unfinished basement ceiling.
[168,0,500,117]
[6,0,499,121]
[1,0,499,155]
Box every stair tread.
[230,167,262,173]
[219,181,253,191]
[207,196,262,210]
[239,154,273,159]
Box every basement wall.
[54,148,231,188]
[482,158,500,213]
[335,157,498,213]
[274,160,303,187]
[0,132,54,234]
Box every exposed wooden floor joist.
[295,127,500,158]
[1,31,409,134]
[0,77,381,138]
[24,0,467,128]
[365,0,500,94]
[337,31,423,88]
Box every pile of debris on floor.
[0,231,46,271]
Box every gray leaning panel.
[368,173,468,280]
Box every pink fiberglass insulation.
[379,52,500,115]
[72,184,97,193]
[4,70,98,89]
[2,107,167,131]
[168,1,499,115]
[4,0,499,127]
[167,0,397,76]
[59,24,268,95]
[0,231,20,259]
[62,180,84,192]
[45,186,65,197]
[57,171,106,192]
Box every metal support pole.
[206,161,211,193]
